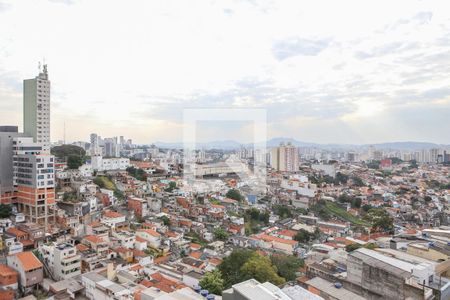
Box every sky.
[0,0,450,145]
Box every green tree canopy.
[364,208,394,233]
[218,249,255,288]
[294,229,312,243]
[126,166,147,181]
[240,254,285,286]
[165,181,177,192]
[226,189,243,201]
[51,144,86,159]
[199,270,224,295]
[218,250,287,288]
[159,215,171,226]
[273,205,292,219]
[0,204,12,218]
[270,254,304,282]
[214,227,229,241]
[67,154,83,169]
[335,172,349,184]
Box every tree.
[159,215,171,226]
[0,204,12,218]
[345,242,376,252]
[51,144,86,159]
[214,228,229,241]
[219,250,290,288]
[273,205,292,219]
[352,197,362,208]
[367,161,380,169]
[226,189,243,201]
[294,229,312,243]
[165,181,177,192]
[345,243,361,252]
[199,270,224,295]
[270,254,304,282]
[351,176,365,187]
[364,208,394,233]
[362,204,372,212]
[335,172,349,184]
[240,255,285,286]
[114,189,125,201]
[126,166,147,181]
[409,160,418,169]
[219,249,255,288]
[67,154,83,169]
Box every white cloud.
[0,0,449,144]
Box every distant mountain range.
[153,138,449,150]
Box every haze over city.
[1,0,450,144]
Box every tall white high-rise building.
[24,64,50,153]
[270,142,299,172]
[90,133,100,156]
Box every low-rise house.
[128,196,149,218]
[81,272,131,300]
[7,251,43,293]
[253,233,299,254]
[111,230,136,249]
[100,210,126,229]
[135,236,148,251]
[136,229,161,248]
[82,235,109,257]
[0,264,18,300]
[40,242,81,281]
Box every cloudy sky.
[1,0,450,144]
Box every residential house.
[7,251,43,293]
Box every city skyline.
[1,0,450,144]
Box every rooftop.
[15,251,43,271]
[306,277,365,300]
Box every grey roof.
[82,272,106,282]
[306,277,366,300]
[282,285,324,300]
[50,278,84,293]
[350,248,414,278]
[223,279,291,300]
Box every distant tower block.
[24,63,51,153]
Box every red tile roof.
[189,251,202,260]
[256,234,298,245]
[6,227,28,237]
[190,243,201,250]
[278,229,297,238]
[103,210,124,218]
[15,251,43,271]
[0,264,17,276]
[138,229,161,237]
[84,235,104,244]
[76,244,90,252]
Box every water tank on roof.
[206,295,215,300]
[200,290,209,297]
[334,282,343,289]
[194,285,201,293]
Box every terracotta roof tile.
[103,210,124,218]
[84,235,104,244]
[6,227,28,237]
[15,251,43,271]
[0,264,17,276]
[138,229,161,237]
